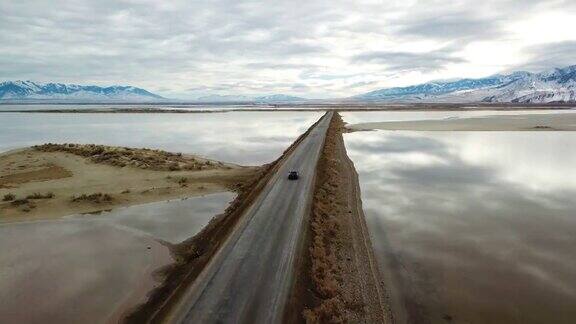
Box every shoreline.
[1,107,575,114]
[348,112,576,131]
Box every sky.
[1,0,575,99]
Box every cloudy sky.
[1,0,575,99]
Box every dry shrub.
[10,198,36,212]
[71,193,113,203]
[26,192,55,199]
[34,143,217,172]
[303,297,345,323]
[177,177,188,187]
[2,193,15,201]
[11,198,29,206]
[303,113,349,322]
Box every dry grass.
[34,143,216,171]
[71,193,113,204]
[177,177,188,187]
[26,192,55,199]
[10,198,29,206]
[303,114,348,323]
[9,198,36,212]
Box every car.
[288,171,299,180]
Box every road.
[169,111,333,323]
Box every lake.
[343,112,576,324]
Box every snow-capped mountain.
[195,94,307,103]
[355,65,576,103]
[195,94,253,102]
[253,94,307,103]
[0,81,165,102]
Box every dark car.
[288,171,299,180]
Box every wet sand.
[0,146,257,223]
[348,112,576,131]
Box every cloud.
[393,13,503,42]
[513,41,576,72]
[0,0,575,98]
[352,47,467,73]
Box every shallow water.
[341,109,576,126]
[0,192,234,323]
[0,111,323,165]
[70,192,235,244]
[0,110,322,322]
[344,127,576,323]
[0,104,252,111]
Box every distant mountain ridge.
[355,65,576,103]
[0,81,308,103]
[195,94,307,103]
[0,81,165,102]
[7,66,575,104]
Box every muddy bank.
[291,113,392,323]
[347,112,576,131]
[124,113,328,323]
[0,145,257,223]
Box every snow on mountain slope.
[355,65,576,103]
[481,66,576,103]
[253,94,307,102]
[0,81,165,101]
[196,94,307,103]
[195,94,253,102]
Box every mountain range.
[0,81,307,103]
[355,65,576,103]
[0,81,165,102]
[2,65,575,104]
[195,94,307,103]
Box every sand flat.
[0,146,258,223]
[348,112,576,131]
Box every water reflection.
[344,129,576,324]
[71,192,235,244]
[0,111,322,165]
[341,109,576,125]
[0,192,234,323]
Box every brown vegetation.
[2,193,15,201]
[10,198,36,212]
[34,143,219,171]
[10,198,30,207]
[298,113,391,323]
[71,193,113,204]
[302,115,347,323]
[26,192,55,199]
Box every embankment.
[291,112,393,323]
[125,113,329,323]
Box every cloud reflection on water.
[344,129,576,324]
[0,111,323,165]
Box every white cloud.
[0,0,575,99]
